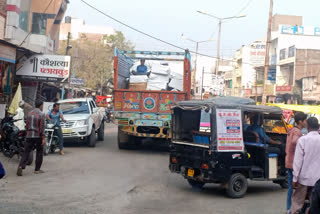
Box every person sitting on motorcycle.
[46,103,66,155]
[13,100,26,131]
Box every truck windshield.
[60,102,90,114]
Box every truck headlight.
[77,120,87,126]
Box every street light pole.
[181,34,214,96]
[201,67,204,100]
[197,11,246,76]
[215,19,222,75]
[262,0,273,104]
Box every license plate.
[187,169,194,177]
[62,129,72,134]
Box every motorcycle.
[0,116,33,165]
[44,122,60,155]
[105,109,112,123]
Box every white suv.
[58,98,105,147]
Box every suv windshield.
[60,101,90,114]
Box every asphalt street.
[0,124,287,214]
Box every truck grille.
[61,121,75,128]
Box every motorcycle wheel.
[44,138,51,156]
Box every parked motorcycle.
[0,116,33,165]
[44,122,60,155]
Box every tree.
[58,31,134,90]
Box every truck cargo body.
[113,49,191,146]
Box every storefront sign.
[216,109,244,152]
[16,54,71,82]
[276,85,292,92]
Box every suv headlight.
[77,120,87,126]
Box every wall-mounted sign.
[16,54,71,82]
[276,85,292,92]
[71,78,85,85]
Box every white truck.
[57,98,105,147]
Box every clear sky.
[67,0,320,58]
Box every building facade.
[59,16,115,41]
[0,0,68,108]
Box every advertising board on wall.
[16,54,71,82]
[216,109,244,152]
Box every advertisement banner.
[16,54,71,82]
[216,109,244,152]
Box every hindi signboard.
[16,54,71,82]
[216,109,244,152]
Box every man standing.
[285,112,307,213]
[134,59,148,75]
[46,103,66,155]
[291,117,320,214]
[17,100,46,176]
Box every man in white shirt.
[291,117,320,214]
[13,100,26,131]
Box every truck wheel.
[187,179,205,189]
[118,127,129,150]
[226,173,248,198]
[26,152,33,166]
[97,122,104,141]
[88,127,96,147]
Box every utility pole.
[193,42,199,93]
[100,69,104,95]
[66,32,71,90]
[215,20,222,76]
[201,67,204,100]
[262,0,273,104]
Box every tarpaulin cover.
[172,96,282,115]
[8,83,22,115]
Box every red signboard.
[283,109,294,123]
[276,85,292,92]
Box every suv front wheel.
[88,127,96,147]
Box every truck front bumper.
[120,125,171,139]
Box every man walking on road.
[285,112,307,213]
[17,100,46,176]
[291,117,320,214]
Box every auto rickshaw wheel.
[279,179,288,189]
[226,173,248,198]
[187,179,205,189]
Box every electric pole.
[66,32,71,90]
[262,0,273,104]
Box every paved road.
[0,124,287,214]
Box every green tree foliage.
[58,31,134,89]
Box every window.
[60,102,90,114]
[31,13,48,35]
[288,46,295,58]
[19,0,31,32]
[280,49,286,60]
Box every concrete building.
[230,39,266,99]
[268,23,320,104]
[59,16,115,41]
[0,0,68,107]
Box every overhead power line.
[80,0,320,68]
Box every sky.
[66,0,320,59]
